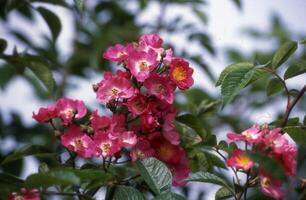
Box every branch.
[281,84,306,127]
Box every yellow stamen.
[172,66,187,81]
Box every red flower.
[32,105,57,123]
[259,171,284,199]
[60,125,95,158]
[55,98,87,125]
[9,189,40,200]
[226,149,253,171]
[169,58,194,90]
[138,33,163,49]
[126,94,149,116]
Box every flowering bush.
[1,33,305,200]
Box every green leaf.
[187,172,234,193]
[37,7,61,41]
[74,0,84,13]
[0,173,25,198]
[284,60,306,80]
[266,78,283,96]
[0,38,7,53]
[25,55,55,93]
[247,152,286,180]
[216,62,254,86]
[204,151,227,169]
[113,186,145,200]
[1,145,54,165]
[136,157,172,195]
[176,113,207,139]
[232,0,242,9]
[221,64,255,105]
[215,187,234,200]
[283,126,306,145]
[154,192,186,200]
[272,41,297,69]
[25,169,80,188]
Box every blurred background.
[0,0,305,199]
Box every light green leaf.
[1,145,54,165]
[113,186,145,200]
[187,172,234,193]
[283,126,306,145]
[25,55,55,93]
[221,65,255,105]
[215,187,234,200]
[25,169,80,188]
[216,62,254,86]
[284,60,306,80]
[37,7,61,41]
[266,78,283,96]
[136,157,172,195]
[154,192,186,200]
[272,41,297,69]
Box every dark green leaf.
[25,169,80,188]
[266,78,284,96]
[272,41,297,69]
[176,113,207,139]
[216,62,253,86]
[247,152,286,180]
[0,173,24,198]
[283,126,306,145]
[205,151,227,169]
[37,7,61,41]
[221,64,255,105]
[1,145,54,165]
[0,38,7,53]
[284,60,306,79]
[187,172,234,193]
[154,192,185,200]
[215,187,234,200]
[136,157,172,195]
[113,186,145,200]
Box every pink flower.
[126,94,148,116]
[170,156,189,186]
[55,98,87,125]
[130,138,155,161]
[90,110,111,132]
[226,149,253,171]
[227,125,262,144]
[9,188,40,200]
[144,73,176,104]
[32,105,57,123]
[60,125,95,158]
[119,131,137,148]
[162,108,180,145]
[155,48,173,64]
[103,43,134,62]
[260,172,284,199]
[139,33,163,49]
[127,49,158,82]
[96,71,136,103]
[93,131,121,157]
[141,114,159,131]
[169,58,194,90]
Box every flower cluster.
[226,125,297,199]
[32,34,193,186]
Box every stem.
[281,84,306,127]
[244,170,250,200]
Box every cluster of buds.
[32,34,193,186]
[226,125,297,199]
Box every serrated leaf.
[284,60,306,80]
[1,145,54,165]
[247,152,286,180]
[283,126,306,145]
[266,78,283,96]
[0,38,7,53]
[215,187,234,200]
[25,55,55,93]
[136,157,172,195]
[25,169,80,188]
[216,62,254,86]
[187,172,234,193]
[221,65,255,105]
[176,113,207,139]
[154,192,185,200]
[113,186,145,200]
[37,7,61,41]
[272,41,297,69]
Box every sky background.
[0,0,305,199]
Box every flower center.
[101,143,111,154]
[64,108,75,118]
[154,84,166,94]
[261,177,271,188]
[74,138,84,149]
[172,66,187,81]
[111,88,119,96]
[139,61,149,72]
[14,196,25,200]
[237,155,252,167]
[158,145,174,160]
